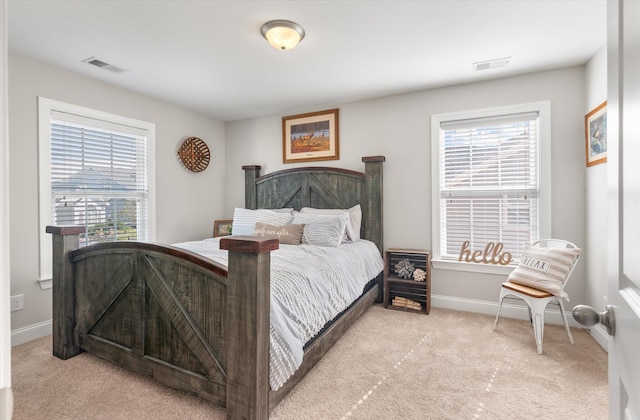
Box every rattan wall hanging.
[177,136,210,173]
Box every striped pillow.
[300,204,362,241]
[291,213,348,247]
[231,208,292,236]
[507,243,581,299]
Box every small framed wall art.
[585,101,607,167]
[282,108,339,163]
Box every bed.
[46,155,385,419]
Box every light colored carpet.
[11,306,607,419]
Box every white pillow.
[300,204,362,241]
[507,243,581,299]
[291,213,348,247]
[231,208,292,236]
[271,208,294,215]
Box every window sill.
[431,259,515,275]
[37,277,52,290]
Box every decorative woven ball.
[412,268,426,282]
[394,258,415,279]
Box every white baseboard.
[0,387,13,420]
[589,324,609,351]
[431,294,608,352]
[10,319,51,347]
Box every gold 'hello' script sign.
[458,241,513,265]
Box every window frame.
[37,97,156,288]
[430,101,551,274]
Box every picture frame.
[213,219,233,237]
[585,101,607,167]
[282,108,339,163]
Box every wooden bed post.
[242,165,261,210]
[220,236,279,420]
[362,156,385,254]
[46,225,85,360]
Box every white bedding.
[173,237,384,391]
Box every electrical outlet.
[10,294,24,312]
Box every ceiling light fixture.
[260,20,305,51]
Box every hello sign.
[458,241,513,265]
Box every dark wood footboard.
[47,226,279,418]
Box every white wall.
[584,45,609,348]
[1,0,15,416]
[226,67,588,313]
[8,54,226,340]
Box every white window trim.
[430,101,551,274]
[37,97,156,289]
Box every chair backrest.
[531,239,581,290]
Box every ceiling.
[8,0,607,122]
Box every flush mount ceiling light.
[260,20,305,51]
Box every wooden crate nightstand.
[383,249,431,314]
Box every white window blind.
[38,98,156,287]
[50,114,149,246]
[433,104,549,266]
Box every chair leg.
[557,299,575,345]
[493,291,506,330]
[529,299,549,355]
[532,312,544,354]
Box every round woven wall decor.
[177,137,210,172]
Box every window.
[431,102,550,273]
[38,98,156,287]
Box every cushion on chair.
[506,243,581,299]
[501,281,553,298]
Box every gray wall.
[584,45,608,346]
[8,54,226,334]
[226,66,589,312]
[1,0,14,403]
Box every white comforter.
[173,237,384,390]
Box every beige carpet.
[11,306,607,419]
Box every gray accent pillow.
[252,222,304,245]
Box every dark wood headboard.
[242,156,385,254]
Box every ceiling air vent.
[82,57,126,73]
[472,57,510,72]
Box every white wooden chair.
[493,239,581,354]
